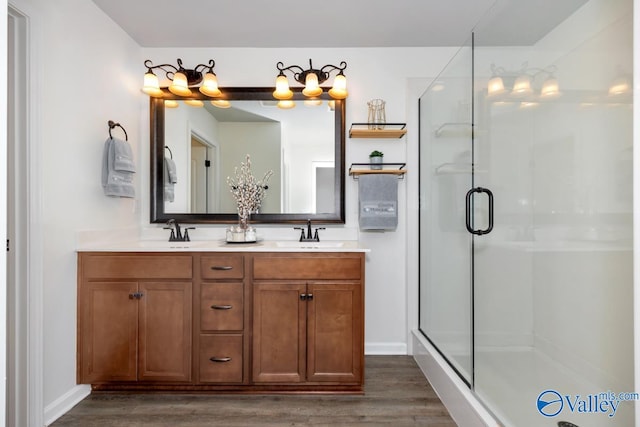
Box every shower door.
[472,0,634,426]
[419,0,634,426]
[419,37,474,383]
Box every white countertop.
[77,239,370,253]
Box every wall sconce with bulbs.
[142,58,222,98]
[273,59,348,104]
[487,63,560,99]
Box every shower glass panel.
[472,0,634,426]
[419,38,473,383]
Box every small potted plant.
[369,150,384,170]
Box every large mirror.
[150,87,345,224]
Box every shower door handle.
[465,187,494,235]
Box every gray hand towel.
[112,138,136,172]
[102,138,135,198]
[358,174,398,231]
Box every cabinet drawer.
[253,255,362,280]
[201,283,244,331]
[200,255,244,279]
[199,334,243,383]
[81,254,192,279]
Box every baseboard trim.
[365,342,407,355]
[412,330,499,427]
[44,384,90,426]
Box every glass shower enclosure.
[419,0,634,425]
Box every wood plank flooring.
[51,356,456,426]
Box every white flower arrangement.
[227,154,273,229]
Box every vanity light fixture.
[487,63,560,99]
[273,59,348,101]
[142,58,222,98]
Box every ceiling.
[91,0,588,48]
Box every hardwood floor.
[51,356,456,426]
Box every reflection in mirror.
[150,88,345,224]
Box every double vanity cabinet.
[77,246,365,393]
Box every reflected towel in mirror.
[164,157,177,202]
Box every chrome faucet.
[294,219,325,242]
[164,219,194,242]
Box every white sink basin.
[273,241,346,249]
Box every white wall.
[9,0,143,422]
[0,0,8,424]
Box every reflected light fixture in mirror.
[274,59,348,101]
[142,58,222,98]
[487,63,560,99]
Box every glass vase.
[367,99,386,130]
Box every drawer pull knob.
[211,266,233,271]
[209,356,232,363]
[129,292,144,299]
[211,304,233,310]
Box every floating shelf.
[349,123,407,139]
[349,163,407,179]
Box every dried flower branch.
[227,154,273,228]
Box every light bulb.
[511,75,533,96]
[142,72,162,96]
[487,76,505,96]
[302,73,322,97]
[273,74,293,100]
[168,71,192,96]
[328,74,348,99]
[199,72,221,97]
[541,77,560,98]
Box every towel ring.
[108,120,128,141]
[165,146,173,159]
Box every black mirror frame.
[150,87,346,224]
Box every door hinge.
[205,160,211,168]
[7,239,9,252]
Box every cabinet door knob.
[209,357,232,363]
[129,292,143,299]
[211,266,233,271]
[211,304,233,310]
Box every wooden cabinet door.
[79,281,138,383]
[307,282,363,383]
[252,282,306,383]
[138,281,192,382]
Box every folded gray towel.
[102,138,135,198]
[112,138,136,172]
[358,174,398,231]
